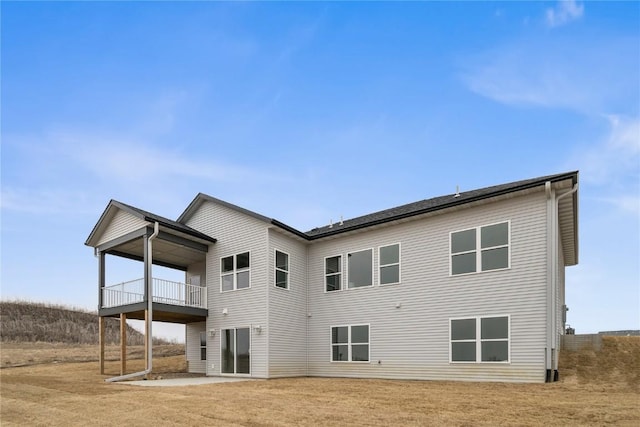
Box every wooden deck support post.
[120,313,127,376]
[98,250,106,375]
[99,316,105,375]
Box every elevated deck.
[99,278,207,323]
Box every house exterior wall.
[267,229,308,377]
[184,201,269,378]
[306,190,549,382]
[554,229,566,371]
[186,321,206,374]
[96,210,148,246]
[186,261,206,287]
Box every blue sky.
[2,1,638,341]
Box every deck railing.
[102,278,207,309]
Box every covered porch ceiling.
[103,227,210,271]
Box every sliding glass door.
[221,328,250,375]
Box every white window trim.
[449,220,511,276]
[378,243,401,286]
[199,331,207,361]
[220,251,252,292]
[329,324,371,363]
[274,249,290,290]
[346,248,374,290]
[219,326,252,377]
[324,254,343,293]
[449,315,511,364]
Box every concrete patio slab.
[122,377,259,387]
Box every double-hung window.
[275,250,289,289]
[221,252,250,291]
[331,324,369,362]
[450,316,509,362]
[347,249,373,289]
[450,222,509,275]
[379,243,400,285]
[325,255,342,292]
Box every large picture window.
[379,243,400,285]
[450,316,509,363]
[325,255,342,292]
[221,252,250,291]
[347,249,373,289]
[451,222,509,275]
[275,250,289,289]
[331,324,369,362]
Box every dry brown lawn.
[0,343,185,368]
[1,337,639,426]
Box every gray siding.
[267,229,308,377]
[96,210,148,246]
[185,201,269,378]
[185,262,208,374]
[186,322,206,373]
[306,191,548,383]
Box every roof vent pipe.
[329,219,333,229]
[454,185,460,198]
[105,221,159,383]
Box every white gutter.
[106,222,159,383]
[545,182,554,381]
[545,183,578,381]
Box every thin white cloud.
[460,36,638,114]
[546,0,584,28]
[45,129,286,186]
[0,127,290,218]
[567,115,640,216]
[0,187,102,215]
[577,115,640,185]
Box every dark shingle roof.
[89,171,577,247]
[303,171,578,239]
[85,200,216,247]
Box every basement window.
[450,316,509,363]
[199,331,206,361]
[331,324,369,362]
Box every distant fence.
[561,334,602,351]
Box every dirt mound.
[560,335,640,391]
[0,300,169,345]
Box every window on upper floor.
[275,250,289,289]
[347,249,373,289]
[379,243,400,285]
[221,251,250,291]
[450,222,509,275]
[331,324,369,362]
[325,255,342,292]
[450,316,509,363]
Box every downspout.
[552,184,578,383]
[545,183,578,382]
[545,182,554,382]
[106,222,159,382]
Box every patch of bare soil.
[0,337,638,426]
